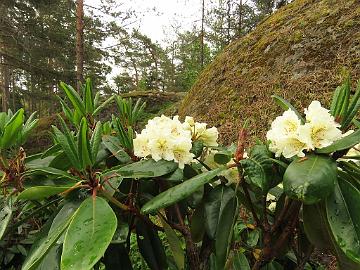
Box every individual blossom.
[147,132,175,162]
[172,138,194,169]
[266,109,307,158]
[298,101,342,150]
[133,132,150,157]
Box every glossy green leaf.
[284,155,337,204]
[90,121,102,162]
[116,158,178,178]
[25,167,78,181]
[215,196,238,269]
[342,80,360,128]
[141,167,225,214]
[52,126,80,170]
[18,186,73,201]
[93,95,115,116]
[22,210,72,270]
[136,219,167,270]
[58,97,74,124]
[326,179,360,263]
[271,95,305,123]
[214,150,232,165]
[0,196,14,240]
[240,144,273,193]
[233,252,250,270]
[316,129,360,154]
[190,203,205,243]
[60,82,86,117]
[61,197,117,270]
[1,108,24,148]
[84,78,94,114]
[190,140,204,158]
[48,199,82,240]
[78,118,92,169]
[204,185,234,239]
[159,214,184,270]
[102,135,131,163]
[303,203,360,270]
[35,244,61,270]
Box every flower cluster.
[266,101,342,158]
[133,115,218,168]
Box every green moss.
[179,0,360,145]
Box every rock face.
[179,0,360,145]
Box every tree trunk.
[76,0,84,93]
[237,0,243,38]
[226,0,231,44]
[1,55,10,112]
[200,0,205,68]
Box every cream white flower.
[197,127,219,146]
[305,101,334,124]
[266,110,307,158]
[148,133,175,162]
[267,101,344,159]
[133,115,218,168]
[297,122,342,150]
[133,133,150,157]
[173,138,194,169]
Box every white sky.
[88,0,203,44]
[87,0,203,83]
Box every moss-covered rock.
[179,0,360,145]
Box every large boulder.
[179,0,360,145]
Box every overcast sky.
[89,0,203,44]
[88,0,203,82]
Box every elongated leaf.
[116,158,178,178]
[215,196,238,269]
[77,118,92,169]
[141,167,225,214]
[233,252,250,270]
[57,97,74,124]
[25,167,78,181]
[60,82,86,117]
[1,108,24,148]
[326,179,360,263]
[18,186,74,201]
[316,129,360,154]
[41,144,62,159]
[342,81,360,128]
[136,219,167,270]
[204,185,234,239]
[303,203,360,270]
[0,196,14,240]
[102,135,131,163]
[159,214,184,270]
[334,80,349,118]
[22,210,72,270]
[331,85,342,115]
[338,78,351,122]
[271,95,305,123]
[52,126,80,170]
[35,244,61,270]
[93,95,115,116]
[90,121,102,162]
[61,197,117,270]
[84,78,94,114]
[190,203,205,243]
[284,155,337,204]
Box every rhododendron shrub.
[0,78,359,270]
